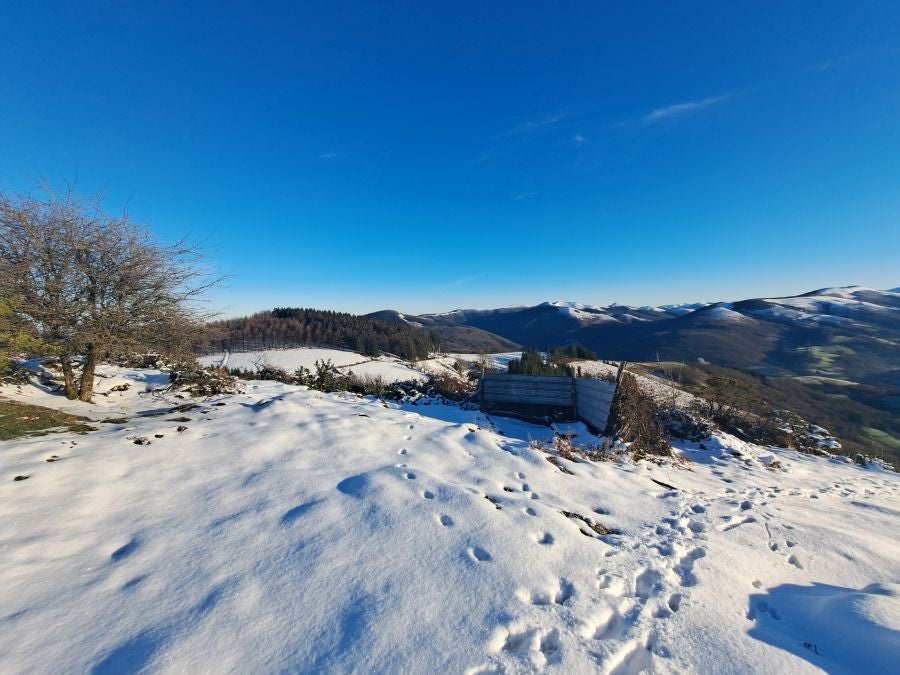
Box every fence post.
[571,376,578,421]
[615,361,627,387]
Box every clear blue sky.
[2,2,899,316]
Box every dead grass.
[0,399,96,440]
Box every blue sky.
[2,2,899,316]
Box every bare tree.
[0,186,221,401]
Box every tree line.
[507,344,598,376]
[203,307,441,361]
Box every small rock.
[133,437,151,446]
[177,426,188,433]
[14,475,30,481]
[154,434,164,438]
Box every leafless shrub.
[0,185,222,401]
[605,372,671,458]
[429,371,475,400]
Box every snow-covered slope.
[199,347,427,383]
[2,371,899,674]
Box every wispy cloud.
[640,95,729,125]
[317,151,343,160]
[437,271,488,292]
[503,112,566,136]
[513,191,539,201]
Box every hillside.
[367,310,521,353]
[199,347,428,384]
[1,367,898,673]
[383,287,900,462]
[204,308,441,361]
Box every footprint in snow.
[422,490,434,500]
[580,601,631,641]
[675,547,706,587]
[634,568,664,599]
[438,514,454,527]
[110,537,140,563]
[468,546,492,562]
[517,578,574,606]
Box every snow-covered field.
[2,368,899,674]
[446,352,524,370]
[199,348,428,383]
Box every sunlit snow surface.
[199,348,428,383]
[1,367,899,674]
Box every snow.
[2,369,899,674]
[703,305,752,322]
[761,287,896,318]
[446,352,524,370]
[198,348,427,383]
[557,306,619,322]
[570,361,698,408]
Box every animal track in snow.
[438,514,454,527]
[607,638,653,675]
[519,578,574,606]
[667,593,682,612]
[468,546,491,562]
[491,623,562,666]
[536,532,554,546]
[422,490,434,500]
[404,472,416,480]
[581,603,630,641]
[634,569,664,599]
[719,515,757,532]
[597,573,627,597]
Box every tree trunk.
[78,345,97,402]
[60,355,78,400]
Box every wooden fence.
[480,374,616,431]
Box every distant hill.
[204,308,441,361]
[366,310,520,353]
[382,286,900,460]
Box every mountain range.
[371,286,900,460]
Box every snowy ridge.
[1,368,899,673]
[199,347,428,383]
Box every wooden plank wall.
[481,374,575,406]
[481,374,616,431]
[574,378,616,432]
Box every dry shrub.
[605,372,671,458]
[429,371,474,400]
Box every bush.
[429,371,475,400]
[605,372,671,458]
[663,409,714,442]
[350,374,387,397]
[0,358,29,385]
[170,364,241,397]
